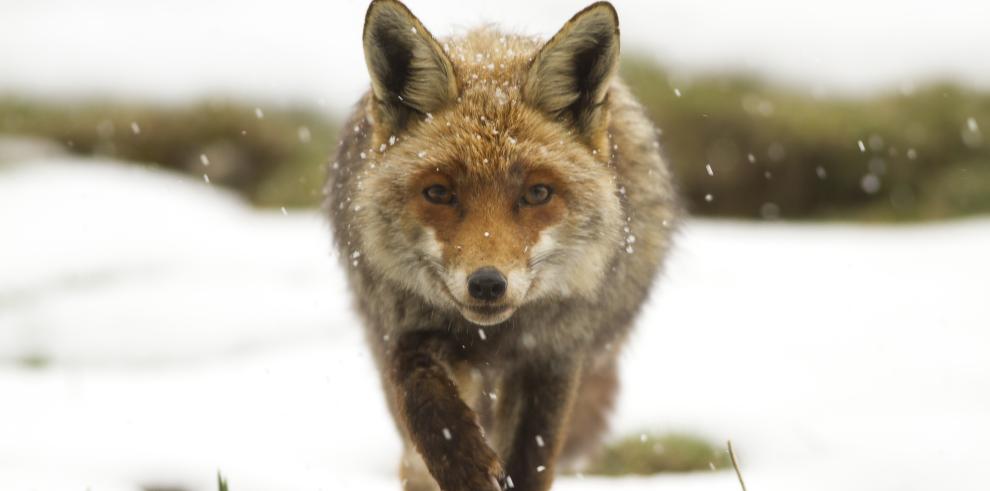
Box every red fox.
[326,1,678,489]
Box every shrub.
[620,55,990,220]
[585,432,730,476]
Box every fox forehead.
[441,28,542,86]
[383,85,603,176]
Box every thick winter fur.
[326,1,679,490]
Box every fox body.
[326,1,678,490]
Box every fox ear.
[524,2,619,137]
[363,0,457,128]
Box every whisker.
[529,249,567,269]
[422,254,446,274]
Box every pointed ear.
[524,2,620,137]
[363,0,457,129]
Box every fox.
[325,1,678,490]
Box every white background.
[1,0,988,107]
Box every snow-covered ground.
[2,156,989,491]
[1,0,988,107]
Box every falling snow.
[761,202,781,220]
[861,174,881,194]
[868,134,884,151]
[494,88,508,105]
[298,126,312,143]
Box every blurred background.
[1,1,988,490]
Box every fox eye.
[522,184,553,206]
[423,184,455,205]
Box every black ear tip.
[364,0,413,31]
[565,1,619,38]
[368,0,404,10]
[583,1,619,25]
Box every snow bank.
[0,158,346,364]
[1,158,988,490]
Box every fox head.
[350,0,624,326]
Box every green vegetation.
[586,432,730,476]
[621,55,990,221]
[0,98,336,208]
[15,353,51,370]
[2,56,987,220]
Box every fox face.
[349,1,624,326]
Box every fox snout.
[467,267,507,301]
[449,264,527,326]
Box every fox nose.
[467,267,507,301]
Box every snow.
[0,159,345,364]
[2,157,989,490]
[1,0,988,107]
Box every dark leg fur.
[495,357,583,491]
[391,332,503,491]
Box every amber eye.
[423,184,454,205]
[522,184,553,206]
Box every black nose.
[467,267,507,301]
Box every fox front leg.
[495,356,583,491]
[391,331,504,491]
